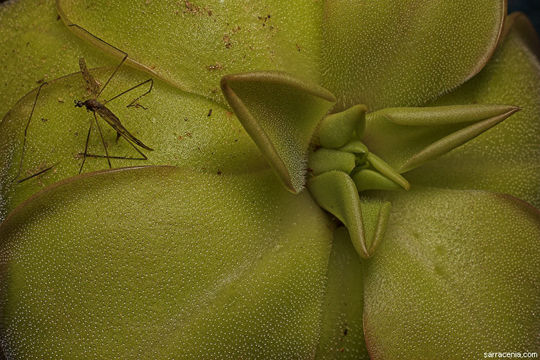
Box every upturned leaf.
[221,72,336,193]
[307,171,391,258]
[406,14,540,208]
[363,104,519,173]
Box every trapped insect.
[15,23,154,182]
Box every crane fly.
[74,57,153,174]
[15,23,154,183]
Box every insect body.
[75,99,153,151]
[74,57,153,173]
[15,25,154,182]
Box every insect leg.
[103,79,153,108]
[14,82,47,182]
[66,23,128,98]
[83,135,148,161]
[93,112,112,169]
[17,164,57,184]
[79,117,94,174]
[122,137,148,160]
[80,153,146,161]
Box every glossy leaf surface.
[407,15,540,207]
[321,0,506,110]
[0,166,333,358]
[57,0,323,106]
[0,67,262,219]
[363,104,519,173]
[363,188,540,359]
[221,72,335,192]
[0,0,115,118]
[315,227,369,359]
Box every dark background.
[508,0,540,32]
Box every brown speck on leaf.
[338,347,345,353]
[296,43,302,52]
[181,0,212,16]
[226,111,233,118]
[185,132,192,138]
[223,34,232,49]
[41,118,48,122]
[184,117,189,122]
[206,63,223,71]
[57,98,65,103]
[217,169,222,175]
[207,109,213,117]
[183,0,198,14]
[258,14,272,26]
[36,78,45,84]
[56,14,61,20]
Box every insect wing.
[95,105,153,151]
[78,57,101,97]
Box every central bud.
[306,105,410,260]
[308,105,410,196]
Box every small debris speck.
[207,109,213,117]
[206,63,223,71]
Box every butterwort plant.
[0,0,538,358]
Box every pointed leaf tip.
[364,104,521,174]
[307,171,392,258]
[221,72,336,193]
[318,104,367,148]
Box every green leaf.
[308,149,356,176]
[315,227,369,360]
[363,104,519,173]
[318,105,367,148]
[321,0,506,110]
[307,171,391,258]
[0,166,334,358]
[363,188,540,359]
[0,0,115,118]
[406,14,540,207]
[221,72,336,193]
[308,171,368,258]
[56,0,324,106]
[0,67,263,219]
[352,170,402,193]
[366,153,410,191]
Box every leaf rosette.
[0,0,539,359]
